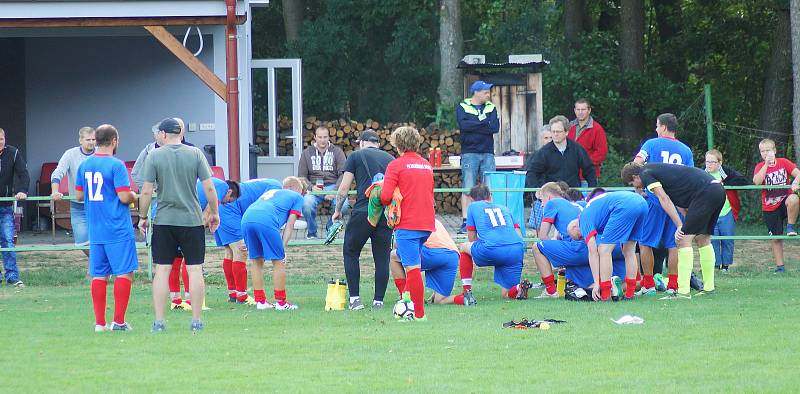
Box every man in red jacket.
[568,99,608,183]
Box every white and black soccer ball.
[393,300,415,320]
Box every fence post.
[704,84,714,151]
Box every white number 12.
[84,172,104,201]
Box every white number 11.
[484,208,506,227]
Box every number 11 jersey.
[466,200,523,247]
[75,153,135,244]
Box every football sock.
[600,280,612,301]
[677,247,693,295]
[169,256,182,294]
[698,244,715,292]
[542,274,556,295]
[459,253,473,291]
[625,278,636,298]
[254,289,267,304]
[222,258,236,297]
[274,289,287,304]
[507,284,519,299]
[91,279,107,326]
[453,294,465,305]
[394,278,406,296]
[406,267,425,318]
[181,262,189,295]
[233,261,248,301]
[643,274,655,289]
[668,274,678,290]
[113,277,132,324]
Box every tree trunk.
[619,0,646,142]
[437,0,463,110]
[564,0,588,50]
[759,6,792,150]
[791,0,800,163]
[282,0,304,43]
[653,0,687,83]
[598,0,620,32]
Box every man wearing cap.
[298,126,348,239]
[331,130,394,310]
[455,80,500,234]
[138,117,220,332]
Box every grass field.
[1,239,799,392]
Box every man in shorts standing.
[75,124,138,332]
[138,118,220,332]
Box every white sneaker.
[256,301,273,310]
[536,290,558,299]
[95,324,109,332]
[274,301,299,310]
[635,287,656,296]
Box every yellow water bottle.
[556,269,566,297]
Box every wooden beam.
[0,16,246,28]
[144,25,227,102]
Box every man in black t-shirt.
[332,130,395,310]
[622,162,725,298]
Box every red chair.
[211,166,226,180]
[36,162,72,231]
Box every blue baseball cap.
[197,177,229,210]
[469,80,493,94]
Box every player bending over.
[75,124,138,332]
[389,219,460,305]
[622,162,726,298]
[459,184,531,301]
[567,191,647,301]
[241,176,305,310]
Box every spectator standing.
[331,130,394,310]
[705,149,746,272]
[455,80,500,234]
[298,126,348,239]
[523,125,552,231]
[528,116,597,189]
[568,99,608,183]
[51,126,96,258]
[0,127,30,287]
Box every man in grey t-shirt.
[138,117,220,332]
[51,126,95,256]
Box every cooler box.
[483,171,526,232]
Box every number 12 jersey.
[75,153,135,244]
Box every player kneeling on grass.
[198,177,282,304]
[75,124,138,332]
[622,162,726,298]
[389,219,459,305]
[567,191,647,301]
[459,184,531,301]
[241,176,306,310]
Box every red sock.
[625,278,637,299]
[181,262,190,294]
[274,289,287,303]
[394,278,406,296]
[542,274,556,295]
[113,277,132,324]
[643,274,655,289]
[233,261,248,301]
[222,258,236,296]
[668,274,678,290]
[636,271,642,283]
[453,294,465,305]
[459,252,473,291]
[406,267,425,318]
[507,284,519,299]
[600,280,612,301]
[254,289,267,304]
[91,279,107,326]
[169,256,182,293]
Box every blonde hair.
[78,126,95,139]
[283,176,307,193]
[759,138,776,150]
[539,182,565,199]
[390,126,422,153]
[706,149,723,163]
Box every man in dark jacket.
[455,80,500,233]
[0,128,30,287]
[528,116,597,189]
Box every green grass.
[2,256,799,392]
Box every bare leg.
[787,194,799,225]
[186,264,205,321]
[667,247,678,276]
[640,245,654,277]
[151,264,172,322]
[771,240,785,266]
[273,260,286,291]
[622,241,638,280]
[532,245,554,278]
[251,258,265,291]
[389,250,405,279]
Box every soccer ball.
[393,300,415,320]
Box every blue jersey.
[579,191,644,241]
[636,137,694,167]
[241,189,304,229]
[541,197,583,238]
[466,200,523,247]
[75,154,134,244]
[234,178,283,213]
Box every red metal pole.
[225,0,241,181]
